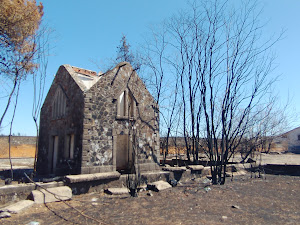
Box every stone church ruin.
[36,62,160,176]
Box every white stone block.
[147,180,172,192]
[0,200,34,214]
[31,186,72,204]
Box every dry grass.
[0,144,36,158]
[160,146,186,155]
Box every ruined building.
[36,62,160,176]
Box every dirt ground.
[1,174,300,225]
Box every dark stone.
[5,178,12,185]
[231,205,240,209]
[37,63,160,176]
[168,179,178,187]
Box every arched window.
[117,89,136,119]
[52,87,67,119]
[119,91,126,117]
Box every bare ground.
[1,174,300,225]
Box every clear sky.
[0,0,299,136]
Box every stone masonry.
[37,62,160,176]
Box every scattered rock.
[26,222,40,225]
[31,186,72,204]
[221,216,228,220]
[204,186,211,192]
[169,179,178,187]
[147,180,172,192]
[4,178,12,185]
[187,165,204,171]
[0,211,11,218]
[147,191,153,196]
[258,174,266,179]
[91,197,98,202]
[104,188,129,195]
[231,205,240,209]
[139,185,147,192]
[0,200,34,214]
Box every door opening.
[50,136,59,174]
[116,134,133,173]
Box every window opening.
[117,89,136,119]
[52,87,67,119]
[64,134,74,159]
[51,136,59,173]
[119,91,126,117]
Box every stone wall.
[37,65,85,175]
[0,136,36,158]
[81,62,160,174]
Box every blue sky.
[0,0,299,135]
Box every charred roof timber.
[72,66,97,77]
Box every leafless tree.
[144,0,283,184]
[32,26,51,175]
[142,25,182,164]
[240,95,290,163]
[5,26,51,180]
[8,82,21,180]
